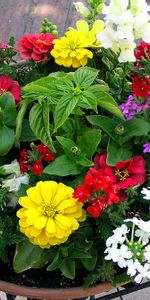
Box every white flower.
[106,224,128,247]
[2,174,29,192]
[126,259,139,276]
[73,2,90,18]
[108,10,134,25]
[118,40,136,63]
[130,0,150,15]
[105,244,132,268]
[97,24,118,49]
[134,263,150,283]
[135,229,150,245]
[133,12,150,42]
[141,187,150,200]
[144,245,150,263]
[107,0,129,16]
[2,160,21,176]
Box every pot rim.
[0,279,114,299]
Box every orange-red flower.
[17,33,56,62]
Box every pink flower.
[17,33,56,62]
[0,75,21,105]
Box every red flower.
[0,75,21,105]
[37,143,55,162]
[17,33,56,62]
[30,160,44,175]
[134,42,150,60]
[131,75,150,98]
[94,152,146,190]
[73,168,120,218]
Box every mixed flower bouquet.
[0,0,150,289]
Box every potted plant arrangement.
[0,0,150,299]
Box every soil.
[0,260,86,288]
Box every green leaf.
[54,94,80,131]
[43,155,81,176]
[29,102,55,152]
[78,129,101,159]
[60,258,75,279]
[13,241,45,273]
[47,251,63,271]
[0,125,15,155]
[87,115,117,142]
[20,119,38,142]
[74,67,99,88]
[122,118,150,143]
[70,249,92,259]
[107,139,132,166]
[81,248,97,271]
[0,92,17,127]
[80,91,97,112]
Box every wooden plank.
[0,0,32,42]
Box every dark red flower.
[30,160,44,175]
[37,143,55,162]
[131,75,150,98]
[134,42,150,60]
[73,168,120,218]
[94,152,146,190]
[17,33,56,62]
[0,74,21,105]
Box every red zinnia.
[17,33,56,62]
[0,74,21,105]
[94,151,146,189]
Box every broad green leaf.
[107,139,132,166]
[60,258,75,279]
[74,67,99,88]
[54,94,80,131]
[0,125,15,155]
[81,248,97,271]
[29,102,55,152]
[43,155,81,176]
[80,91,97,112]
[0,92,17,127]
[86,84,109,95]
[70,249,92,259]
[96,92,124,119]
[20,119,38,142]
[87,115,117,142]
[78,129,101,159]
[47,252,63,271]
[122,118,150,143]
[13,241,45,273]
[56,136,77,157]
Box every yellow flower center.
[42,204,57,218]
[115,169,129,181]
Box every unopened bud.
[115,125,124,135]
[73,2,91,18]
[71,146,80,155]
[96,3,104,14]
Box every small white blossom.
[2,174,29,192]
[141,187,150,200]
[134,263,150,283]
[106,224,128,247]
[144,245,150,263]
[105,244,132,268]
[126,259,140,276]
[135,229,150,245]
[125,217,150,233]
[2,160,20,176]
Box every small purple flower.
[120,95,150,120]
[143,143,150,153]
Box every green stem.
[131,223,135,243]
[15,99,32,147]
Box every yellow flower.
[51,29,94,68]
[74,20,104,46]
[17,181,85,248]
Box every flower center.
[42,204,57,218]
[115,169,129,181]
[37,39,49,48]
[0,88,6,95]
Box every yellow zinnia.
[17,181,85,248]
[73,20,104,46]
[51,29,95,68]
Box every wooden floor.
[0,0,87,42]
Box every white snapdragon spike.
[105,0,129,16]
[130,0,150,15]
[2,174,29,192]
[144,245,150,263]
[118,40,136,63]
[73,2,90,18]
[134,263,150,283]
[141,187,150,200]
[97,24,118,49]
[107,10,134,26]
[2,159,20,176]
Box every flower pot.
[0,280,117,300]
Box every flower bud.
[96,3,104,14]
[115,125,124,135]
[71,146,81,155]
[73,2,91,18]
